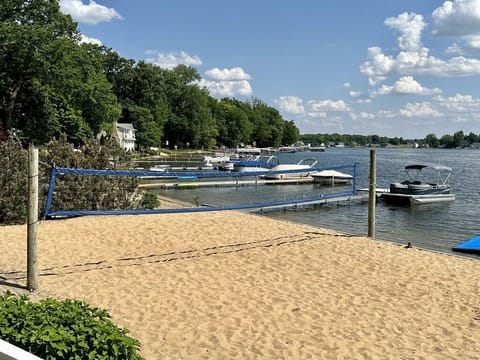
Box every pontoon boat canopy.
[404,163,452,171]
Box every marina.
[151,147,480,259]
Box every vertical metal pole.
[27,146,39,290]
[368,149,376,238]
[352,163,357,195]
[43,167,57,218]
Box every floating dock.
[139,177,316,189]
[452,236,480,254]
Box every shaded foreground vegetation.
[0,291,144,360]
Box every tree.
[425,133,439,148]
[110,60,171,148]
[0,0,77,135]
[216,99,252,147]
[453,130,465,148]
[249,98,284,147]
[467,132,479,145]
[439,134,454,148]
[282,120,300,145]
[0,1,120,145]
[164,65,217,148]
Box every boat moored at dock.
[309,170,352,185]
[261,158,318,180]
[381,163,455,205]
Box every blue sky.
[59,0,480,139]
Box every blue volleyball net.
[43,163,358,219]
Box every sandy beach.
[1,211,479,359]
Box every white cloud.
[355,98,373,104]
[385,12,426,52]
[307,99,351,112]
[359,112,375,119]
[375,76,442,95]
[432,0,480,37]
[199,67,253,97]
[446,42,465,54]
[377,110,396,118]
[360,10,480,84]
[205,67,251,81]
[349,90,373,104]
[343,82,351,88]
[276,96,305,115]
[198,79,252,97]
[80,34,102,45]
[399,102,443,118]
[146,51,202,69]
[306,111,327,118]
[59,0,122,24]
[434,93,480,112]
[446,35,480,54]
[433,0,480,54]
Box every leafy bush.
[41,136,138,214]
[0,134,139,225]
[139,191,160,209]
[0,136,28,224]
[0,291,144,360]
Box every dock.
[251,193,369,212]
[139,177,316,189]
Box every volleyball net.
[43,163,358,219]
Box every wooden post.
[368,149,376,238]
[27,146,39,291]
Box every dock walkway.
[139,177,316,189]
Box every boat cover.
[452,235,480,254]
[405,163,452,171]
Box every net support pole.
[27,145,39,291]
[367,149,376,238]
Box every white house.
[115,122,136,151]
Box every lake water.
[155,148,480,259]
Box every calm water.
[156,148,480,259]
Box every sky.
[58,0,480,139]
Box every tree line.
[0,0,299,150]
[301,130,480,149]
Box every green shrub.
[0,135,139,225]
[0,136,28,224]
[139,191,160,209]
[0,291,144,360]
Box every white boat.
[233,155,279,172]
[141,164,175,179]
[202,153,230,169]
[261,158,318,179]
[148,164,171,172]
[309,170,352,185]
[381,163,455,205]
[308,143,326,152]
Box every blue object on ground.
[452,235,480,254]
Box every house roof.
[116,123,136,131]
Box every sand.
[1,211,479,359]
